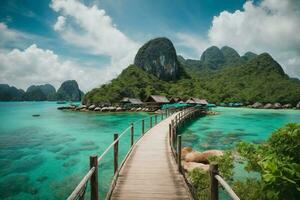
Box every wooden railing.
[67,108,178,200]
[169,108,240,200]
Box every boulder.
[273,103,282,109]
[94,107,101,111]
[297,102,300,109]
[88,105,96,110]
[136,107,142,111]
[185,150,223,163]
[252,102,263,108]
[181,147,193,160]
[108,106,116,112]
[116,107,123,112]
[263,103,273,109]
[101,107,108,112]
[182,161,209,172]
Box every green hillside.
[83,38,300,105]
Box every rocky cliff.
[134,37,180,81]
[56,80,83,101]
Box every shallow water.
[1,104,299,199]
[0,102,149,200]
[181,107,300,151]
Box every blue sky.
[0,0,299,91]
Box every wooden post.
[155,115,157,124]
[210,164,219,200]
[90,155,98,200]
[114,133,119,174]
[130,123,134,146]
[150,116,152,128]
[161,112,163,120]
[177,135,182,172]
[169,124,172,145]
[142,119,145,134]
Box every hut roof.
[186,97,208,105]
[169,97,181,103]
[128,98,143,104]
[147,95,170,103]
[120,97,130,103]
[120,97,143,104]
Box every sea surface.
[0,102,150,200]
[180,107,300,151]
[0,103,299,200]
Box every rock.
[273,102,282,109]
[108,106,116,111]
[94,107,101,111]
[181,147,193,160]
[182,161,209,172]
[251,102,263,108]
[185,150,223,163]
[136,107,142,111]
[116,107,123,111]
[263,103,273,109]
[134,37,180,81]
[297,102,300,109]
[88,105,96,110]
[56,80,83,101]
[101,107,108,112]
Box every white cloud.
[50,0,139,79]
[177,0,300,78]
[53,16,66,31]
[176,32,209,59]
[0,44,105,91]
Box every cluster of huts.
[58,95,210,112]
[249,102,300,109]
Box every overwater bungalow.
[146,95,170,109]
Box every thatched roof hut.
[120,97,143,106]
[169,97,181,103]
[186,97,208,105]
[146,95,170,104]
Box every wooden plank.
[110,112,193,200]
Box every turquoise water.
[1,104,299,200]
[180,107,300,199]
[181,107,300,151]
[0,102,150,200]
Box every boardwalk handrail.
[210,164,240,200]
[67,108,177,200]
[215,175,240,200]
[168,108,241,200]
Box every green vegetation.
[188,151,234,200]
[187,123,300,200]
[56,80,83,101]
[83,52,300,105]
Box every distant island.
[0,80,83,101]
[83,37,300,107]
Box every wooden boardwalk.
[110,113,193,200]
